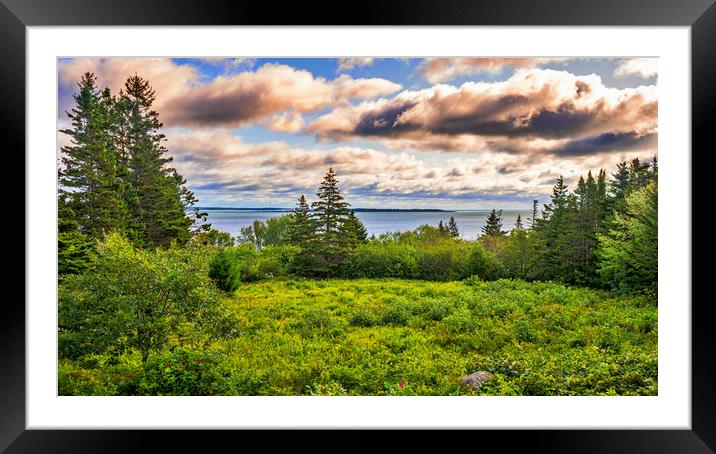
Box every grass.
[59,278,657,396]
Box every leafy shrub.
[255,245,301,279]
[208,248,241,292]
[349,309,377,327]
[59,233,227,364]
[416,241,469,281]
[379,303,412,326]
[137,348,235,396]
[460,243,504,280]
[343,242,419,279]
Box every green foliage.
[60,278,658,396]
[481,209,506,237]
[417,240,470,281]
[344,242,419,278]
[59,233,228,363]
[136,348,235,396]
[208,248,242,292]
[597,182,658,295]
[460,242,504,281]
[193,228,234,248]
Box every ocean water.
[201,209,535,240]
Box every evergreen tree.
[310,168,353,274]
[344,210,368,245]
[59,72,129,239]
[514,214,524,230]
[532,176,569,280]
[529,200,539,228]
[119,74,199,248]
[288,194,316,247]
[481,209,506,237]
[447,216,459,237]
[597,181,658,295]
[437,220,446,233]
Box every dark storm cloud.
[549,132,657,157]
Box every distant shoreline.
[196,207,455,213]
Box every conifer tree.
[59,72,129,239]
[529,200,539,228]
[310,168,353,273]
[447,216,459,237]
[482,209,506,237]
[344,210,368,245]
[288,194,316,247]
[514,214,524,230]
[119,74,199,247]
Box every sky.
[57,57,658,209]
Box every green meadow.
[59,278,657,396]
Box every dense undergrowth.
[59,278,657,396]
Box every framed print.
[5,0,716,451]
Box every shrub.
[59,233,228,364]
[416,241,468,281]
[379,303,412,326]
[136,348,235,396]
[343,242,419,279]
[460,243,504,280]
[255,245,301,279]
[208,248,241,292]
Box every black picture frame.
[4,0,715,451]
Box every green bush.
[208,248,241,292]
[344,242,419,279]
[417,241,469,281]
[137,348,235,396]
[255,245,301,279]
[460,243,504,280]
[59,233,227,364]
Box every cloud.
[58,59,401,129]
[614,58,658,78]
[337,58,375,71]
[58,57,200,118]
[161,128,655,207]
[307,68,657,156]
[161,63,401,127]
[266,111,305,133]
[418,57,571,83]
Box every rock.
[461,371,493,389]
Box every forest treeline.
[204,159,657,297]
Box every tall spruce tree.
[119,74,199,248]
[59,72,129,239]
[310,168,353,273]
[344,209,368,245]
[288,195,316,247]
[447,216,459,237]
[482,209,506,237]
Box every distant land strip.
[196,207,454,213]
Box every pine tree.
[344,210,368,245]
[529,200,539,228]
[119,74,199,248]
[310,168,353,274]
[482,209,506,237]
[514,214,524,230]
[447,216,459,237]
[288,194,316,247]
[532,176,569,280]
[59,72,129,239]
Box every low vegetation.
[59,278,657,396]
